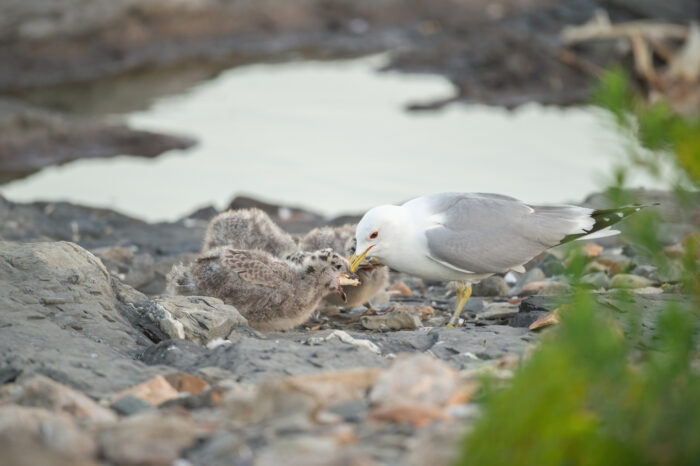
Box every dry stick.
[629,33,660,89]
[555,48,604,78]
[561,20,688,45]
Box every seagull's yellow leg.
[446,283,472,328]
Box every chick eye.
[369,231,378,239]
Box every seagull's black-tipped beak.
[348,245,375,272]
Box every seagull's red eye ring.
[369,231,378,239]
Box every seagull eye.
[369,231,378,239]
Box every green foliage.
[456,71,700,466]
[457,295,700,466]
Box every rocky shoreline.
[0,190,696,465]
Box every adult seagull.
[349,192,643,327]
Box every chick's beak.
[348,245,375,273]
[337,272,360,303]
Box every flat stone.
[609,273,654,289]
[135,295,247,345]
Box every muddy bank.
[0,98,196,183]
[2,0,697,106]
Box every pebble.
[472,276,509,297]
[361,310,423,331]
[537,281,572,296]
[580,272,610,289]
[475,302,520,321]
[609,274,654,289]
[110,396,154,416]
[327,399,370,423]
[538,254,566,277]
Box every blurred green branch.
[456,70,700,466]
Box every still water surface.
[1,55,633,222]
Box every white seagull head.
[350,204,407,271]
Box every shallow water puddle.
[1,55,639,222]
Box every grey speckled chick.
[202,208,297,256]
[300,225,389,308]
[166,247,359,331]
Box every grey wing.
[423,193,592,273]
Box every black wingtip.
[559,203,650,245]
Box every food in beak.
[338,273,360,287]
[336,273,359,303]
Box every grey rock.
[0,241,166,396]
[327,399,370,423]
[537,254,567,277]
[424,327,531,366]
[475,302,520,321]
[580,272,610,289]
[0,197,208,295]
[110,396,154,416]
[143,332,387,383]
[472,276,509,297]
[134,296,247,345]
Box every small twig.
[629,33,660,89]
[555,48,604,77]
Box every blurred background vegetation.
[458,70,699,466]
